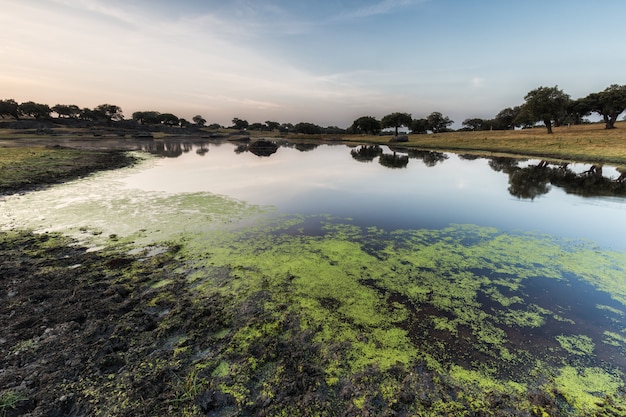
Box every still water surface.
[123,141,626,250]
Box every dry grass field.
[340,121,626,165]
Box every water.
[123,141,626,250]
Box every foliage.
[132,111,161,125]
[294,122,322,134]
[584,84,626,129]
[0,99,21,119]
[52,104,81,118]
[350,116,381,135]
[381,112,412,136]
[94,104,124,124]
[159,113,179,127]
[19,101,52,119]
[192,115,206,127]
[410,118,429,134]
[231,117,249,130]
[520,85,570,134]
[426,112,454,133]
[494,106,522,129]
[265,120,280,131]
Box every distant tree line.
[2,83,625,135]
[460,84,626,134]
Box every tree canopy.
[584,84,626,129]
[381,112,412,136]
[232,117,249,130]
[350,116,381,135]
[426,112,454,133]
[94,104,124,125]
[19,101,51,119]
[294,122,322,134]
[0,99,20,119]
[521,86,570,134]
[192,115,206,127]
[52,104,81,119]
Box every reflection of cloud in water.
[0,165,265,247]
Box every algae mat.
[2,167,625,415]
[176,216,626,415]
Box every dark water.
[123,140,626,251]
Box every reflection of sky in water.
[121,143,626,250]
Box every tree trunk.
[544,119,553,134]
[605,113,618,129]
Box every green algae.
[556,334,596,356]
[3,159,626,414]
[553,366,624,414]
[169,217,626,414]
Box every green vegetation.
[0,146,135,193]
[0,390,28,414]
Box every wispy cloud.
[350,0,427,18]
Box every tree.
[19,101,51,119]
[350,116,381,135]
[94,104,123,124]
[52,104,81,119]
[566,97,593,125]
[0,99,21,119]
[232,117,249,130]
[294,122,322,134]
[159,113,179,127]
[493,106,521,130]
[279,123,294,133]
[409,118,428,134]
[462,118,488,131]
[79,107,99,121]
[133,111,161,125]
[248,122,266,131]
[381,112,412,136]
[192,115,206,127]
[265,121,280,131]
[427,112,454,133]
[585,84,626,129]
[521,86,570,134]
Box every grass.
[0,146,134,193]
[0,391,27,415]
[338,121,626,165]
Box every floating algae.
[174,216,626,414]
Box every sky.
[2,0,625,128]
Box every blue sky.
[2,0,625,128]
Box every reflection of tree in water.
[406,149,448,167]
[350,145,383,162]
[196,145,208,156]
[234,139,279,157]
[278,142,319,152]
[140,141,188,158]
[457,154,482,161]
[488,157,626,199]
[295,143,319,152]
[379,152,409,169]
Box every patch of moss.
[556,334,595,356]
[553,366,624,414]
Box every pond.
[2,139,626,414]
